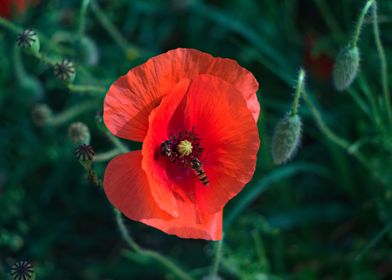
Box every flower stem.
[291,69,305,116]
[48,101,97,126]
[90,0,140,59]
[93,149,122,162]
[371,0,392,126]
[78,0,91,37]
[115,209,194,280]
[351,0,373,48]
[210,234,224,277]
[0,16,22,34]
[67,84,105,94]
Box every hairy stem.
[291,69,305,116]
[78,0,91,36]
[351,0,373,47]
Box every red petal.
[142,74,259,215]
[141,79,191,216]
[186,75,260,213]
[104,151,222,240]
[103,48,259,142]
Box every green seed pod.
[68,122,91,145]
[53,59,76,83]
[16,29,40,54]
[32,104,52,126]
[332,46,360,91]
[271,114,302,165]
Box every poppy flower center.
[177,140,193,157]
[159,130,203,168]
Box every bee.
[160,140,173,157]
[190,158,209,186]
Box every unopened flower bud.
[333,46,360,91]
[53,59,76,82]
[271,114,302,165]
[32,104,52,126]
[16,29,40,54]
[68,122,90,145]
[74,144,95,161]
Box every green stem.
[355,220,392,261]
[302,88,369,167]
[78,0,91,36]
[67,84,105,94]
[313,0,344,41]
[0,16,22,34]
[90,0,140,59]
[48,101,97,126]
[114,209,141,252]
[93,149,122,162]
[291,69,305,116]
[13,46,27,81]
[371,0,392,126]
[210,234,224,277]
[115,210,194,280]
[351,0,373,47]
[100,126,129,153]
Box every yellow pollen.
[177,140,193,157]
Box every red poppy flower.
[0,0,37,18]
[103,48,260,240]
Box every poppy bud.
[74,144,95,162]
[53,59,76,82]
[68,122,91,145]
[332,46,360,91]
[32,104,52,126]
[16,29,40,54]
[271,114,302,165]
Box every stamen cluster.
[160,130,203,167]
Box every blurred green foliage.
[1,0,392,279]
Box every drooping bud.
[32,104,52,126]
[68,122,90,145]
[271,114,302,165]
[16,29,40,54]
[74,144,95,161]
[53,59,76,82]
[332,46,360,91]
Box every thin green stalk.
[115,210,194,280]
[78,0,91,36]
[351,0,373,47]
[302,90,350,150]
[371,0,392,126]
[13,46,27,81]
[90,0,139,59]
[313,0,344,41]
[67,84,105,94]
[0,16,22,34]
[355,220,392,261]
[114,209,141,252]
[291,69,305,116]
[93,149,122,162]
[302,89,370,168]
[48,101,97,126]
[101,127,129,153]
[210,234,224,277]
